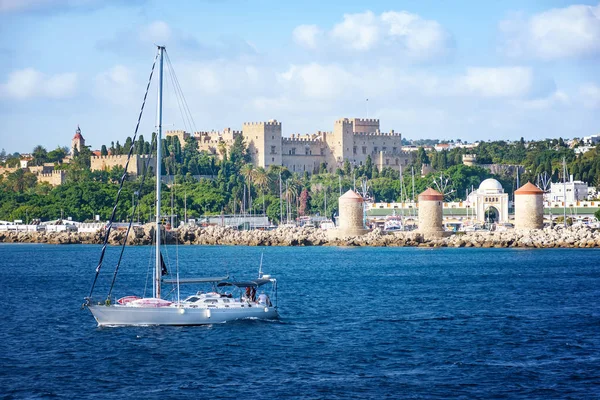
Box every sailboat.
[83,46,278,326]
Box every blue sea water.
[0,244,599,399]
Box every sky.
[0,0,599,154]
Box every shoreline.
[1,225,599,248]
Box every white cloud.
[293,25,322,49]
[294,10,452,61]
[93,65,138,106]
[380,11,452,59]
[0,68,77,99]
[278,63,355,99]
[500,3,600,59]
[579,83,600,108]
[459,67,533,98]
[331,11,381,51]
[140,20,171,44]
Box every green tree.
[5,169,37,192]
[47,146,68,163]
[343,160,351,175]
[32,145,48,166]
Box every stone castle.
[166,118,413,173]
[2,119,412,186]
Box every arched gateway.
[467,178,509,223]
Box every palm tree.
[240,163,255,213]
[32,145,48,166]
[252,167,270,214]
[284,178,300,223]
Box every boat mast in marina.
[563,157,567,227]
[154,45,164,300]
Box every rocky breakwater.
[0,224,599,248]
[177,225,329,246]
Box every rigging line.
[164,52,193,132]
[165,59,191,134]
[168,57,194,134]
[144,241,153,298]
[106,133,158,300]
[164,54,192,134]
[87,49,160,300]
[165,51,198,134]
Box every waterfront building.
[466,179,509,223]
[547,176,589,203]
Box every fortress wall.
[281,154,323,174]
[377,151,414,170]
[90,155,154,176]
[37,170,66,186]
[165,130,190,146]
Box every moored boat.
[83,46,279,326]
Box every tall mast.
[399,165,403,202]
[279,171,283,225]
[563,157,567,228]
[155,45,164,299]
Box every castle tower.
[242,120,282,168]
[514,182,544,230]
[418,188,444,234]
[462,154,477,166]
[350,118,379,133]
[325,118,354,169]
[71,125,85,155]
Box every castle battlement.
[166,130,187,135]
[353,118,380,123]
[335,118,353,124]
[353,130,401,137]
[283,136,323,143]
[39,170,65,178]
[194,129,241,137]
[377,150,413,156]
[91,154,153,160]
[243,120,281,126]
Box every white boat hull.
[88,304,278,326]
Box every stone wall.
[515,194,544,229]
[90,155,155,176]
[418,200,444,233]
[37,170,66,186]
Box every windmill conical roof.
[515,182,543,195]
[418,187,443,201]
[339,190,363,200]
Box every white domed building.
[466,178,509,223]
